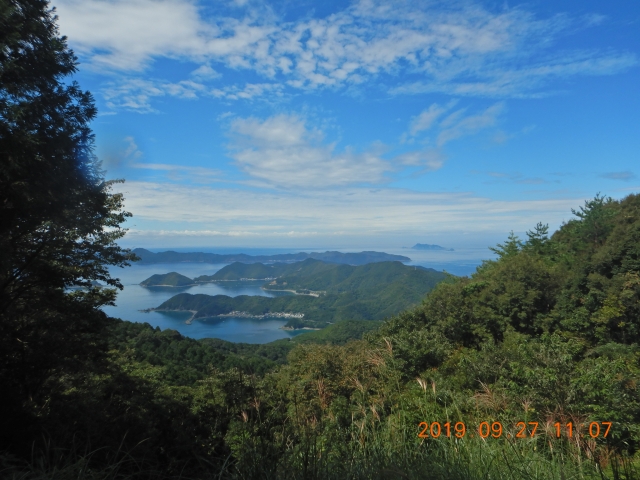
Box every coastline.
[144,308,306,325]
[142,308,198,324]
[261,287,324,297]
[280,326,321,331]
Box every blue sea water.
[104,247,492,343]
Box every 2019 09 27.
[417,421,612,439]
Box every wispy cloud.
[131,163,224,183]
[55,0,637,109]
[228,114,392,188]
[403,101,505,147]
[600,171,636,181]
[437,103,505,146]
[409,102,455,136]
[479,171,553,185]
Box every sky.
[52,0,640,250]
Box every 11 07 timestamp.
[417,421,612,439]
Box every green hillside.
[140,272,195,287]
[194,261,296,281]
[154,261,448,328]
[291,319,383,344]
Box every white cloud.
[210,82,284,100]
[118,180,584,240]
[102,78,207,113]
[190,64,220,80]
[228,114,393,188]
[55,0,211,71]
[54,0,637,106]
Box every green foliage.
[107,318,294,382]
[292,320,383,345]
[140,272,194,287]
[0,0,133,457]
[156,261,447,329]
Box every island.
[132,248,410,266]
[140,272,195,287]
[410,243,454,251]
[147,260,449,329]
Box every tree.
[0,0,133,451]
[489,230,523,259]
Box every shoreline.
[144,308,306,325]
[262,287,324,297]
[280,326,321,331]
[141,308,198,324]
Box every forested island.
[140,272,196,287]
[148,260,448,328]
[133,248,410,265]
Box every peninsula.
[149,260,448,329]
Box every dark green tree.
[0,0,133,452]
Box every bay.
[103,246,490,343]
[103,262,302,343]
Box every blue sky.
[53,0,640,249]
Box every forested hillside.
[140,272,195,287]
[153,261,448,328]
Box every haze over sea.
[106,246,489,343]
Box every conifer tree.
[0,0,133,451]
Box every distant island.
[147,259,448,329]
[409,243,454,251]
[132,248,410,266]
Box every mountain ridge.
[132,248,410,265]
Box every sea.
[103,246,492,343]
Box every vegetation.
[194,261,295,281]
[133,248,410,265]
[157,260,447,329]
[107,319,294,380]
[140,272,195,287]
[0,0,133,460]
[3,3,640,479]
[154,261,447,328]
